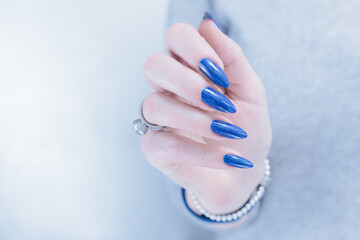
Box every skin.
[140,19,272,223]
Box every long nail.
[203,11,223,32]
[199,58,229,88]
[201,87,236,113]
[224,154,253,169]
[211,120,247,139]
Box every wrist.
[186,159,267,215]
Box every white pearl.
[241,208,247,215]
[187,158,271,223]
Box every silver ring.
[133,99,164,135]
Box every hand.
[140,18,272,215]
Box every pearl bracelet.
[184,159,271,223]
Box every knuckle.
[183,70,197,85]
[140,133,151,153]
[234,44,245,57]
[140,132,180,175]
[164,23,195,44]
[224,45,244,67]
[142,92,161,123]
[179,72,196,93]
[143,52,165,76]
[156,162,180,176]
[257,82,266,96]
[199,147,209,166]
[166,137,182,156]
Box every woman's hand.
[140,18,272,215]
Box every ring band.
[133,99,164,135]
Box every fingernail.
[224,154,253,169]
[201,87,236,113]
[199,58,229,88]
[211,120,247,139]
[203,11,223,32]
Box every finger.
[143,92,247,140]
[144,52,236,113]
[144,52,221,112]
[141,130,253,171]
[198,18,267,106]
[164,23,230,88]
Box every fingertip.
[223,154,254,169]
[202,11,223,32]
[199,57,229,88]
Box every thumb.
[198,13,267,106]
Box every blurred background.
[0,0,208,239]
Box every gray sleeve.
[167,0,231,34]
[167,0,210,28]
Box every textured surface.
[168,0,360,239]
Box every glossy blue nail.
[224,154,253,169]
[203,11,223,32]
[199,58,229,88]
[201,87,236,113]
[211,120,247,139]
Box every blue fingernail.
[224,154,253,169]
[201,87,236,113]
[211,120,247,139]
[203,11,223,32]
[199,58,229,88]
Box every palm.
[178,87,272,196]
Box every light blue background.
[0,1,209,239]
[2,0,360,239]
